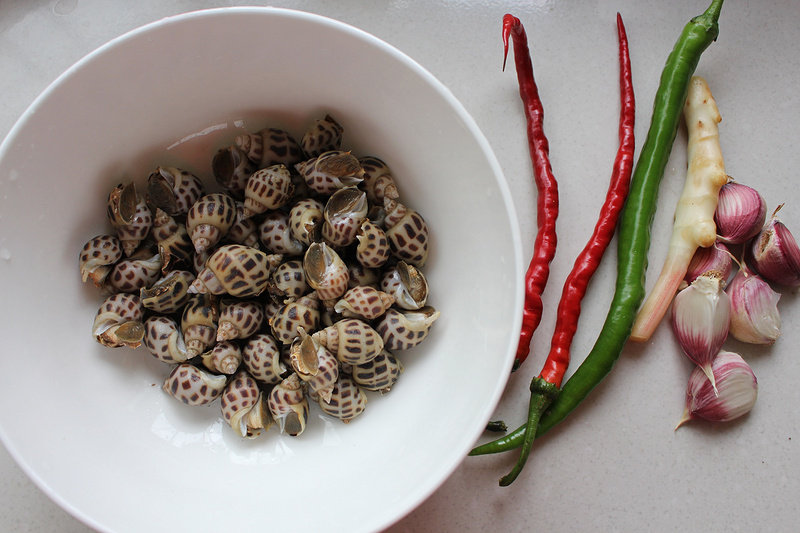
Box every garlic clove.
[675,351,757,429]
[671,272,730,394]
[714,181,767,244]
[750,206,800,287]
[684,242,733,287]
[727,266,781,345]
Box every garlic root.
[631,76,728,342]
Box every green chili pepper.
[470,0,724,458]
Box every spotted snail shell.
[312,318,383,365]
[259,211,305,256]
[189,244,279,298]
[380,261,429,310]
[221,370,272,438]
[106,254,162,294]
[318,374,367,423]
[181,295,218,357]
[107,182,153,257]
[267,373,309,436]
[226,202,260,248]
[333,286,394,320]
[270,293,320,345]
[358,156,400,205]
[289,330,339,404]
[303,242,350,301]
[151,209,194,273]
[375,306,440,351]
[216,299,264,342]
[92,293,145,348]
[242,164,295,218]
[163,363,227,406]
[347,262,380,289]
[352,349,403,393]
[288,198,324,246]
[212,145,256,199]
[355,220,390,268]
[383,197,429,267]
[268,259,307,303]
[300,114,343,157]
[142,315,191,364]
[146,166,204,216]
[201,341,242,375]
[186,193,237,253]
[235,127,304,169]
[322,187,368,247]
[79,234,122,286]
[242,333,287,386]
[295,151,365,196]
[140,270,195,314]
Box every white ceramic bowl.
[0,8,522,533]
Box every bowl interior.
[0,8,522,532]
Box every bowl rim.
[0,6,524,532]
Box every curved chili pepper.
[504,13,559,372]
[472,0,724,459]
[495,13,635,486]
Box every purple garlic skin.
[727,267,781,345]
[714,181,767,244]
[675,351,757,429]
[750,208,800,287]
[684,242,733,287]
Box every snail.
[303,242,349,301]
[146,166,204,216]
[267,259,308,304]
[181,294,218,357]
[383,196,429,267]
[163,363,227,406]
[105,254,162,294]
[358,155,399,205]
[355,219,390,268]
[318,374,367,423]
[151,209,194,273]
[225,202,260,248]
[185,193,237,253]
[242,333,287,386]
[189,244,281,298]
[270,293,320,345]
[347,262,380,289]
[216,299,264,341]
[311,318,383,365]
[300,114,343,157]
[289,329,339,403]
[380,261,429,310]
[267,373,309,436]
[92,293,145,348]
[234,127,304,169]
[79,234,122,286]
[295,150,364,195]
[139,270,195,314]
[201,341,242,375]
[321,187,368,247]
[142,316,191,364]
[288,197,324,246]
[242,164,295,218]
[375,306,440,351]
[107,182,153,256]
[221,370,272,438]
[352,349,403,394]
[211,145,256,199]
[259,211,305,256]
[333,286,394,320]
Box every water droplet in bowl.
[53,0,78,16]
[0,248,11,261]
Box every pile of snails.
[79,114,440,438]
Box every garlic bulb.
[671,272,730,394]
[750,206,800,287]
[684,242,733,286]
[714,181,767,244]
[675,351,757,429]
[727,266,781,345]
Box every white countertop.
[3,1,800,531]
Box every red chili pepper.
[498,13,635,486]
[503,14,560,372]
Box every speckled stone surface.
[2,1,799,531]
